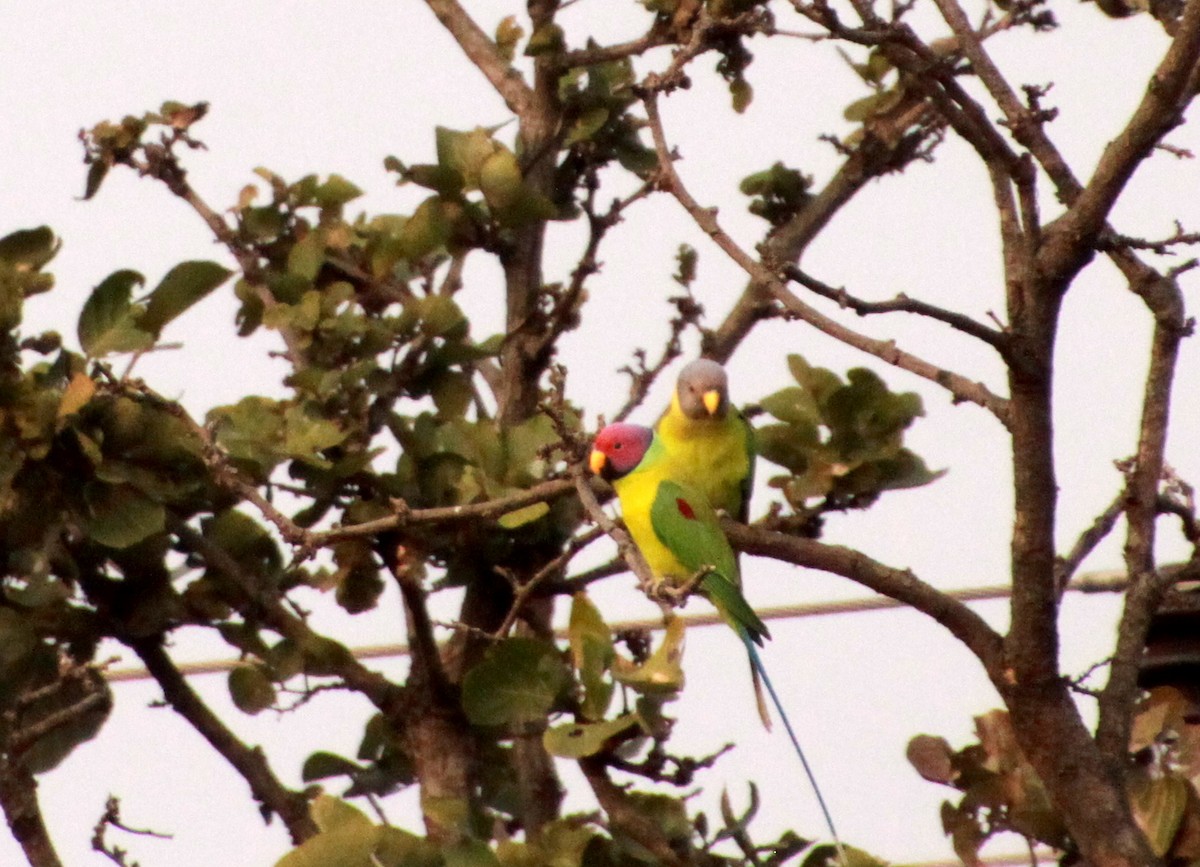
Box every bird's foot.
[650,566,712,607]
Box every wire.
[103,571,1129,684]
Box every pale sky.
[3,2,1198,865]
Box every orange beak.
[702,390,721,416]
[589,449,608,476]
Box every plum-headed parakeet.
[655,359,755,522]
[590,423,840,853]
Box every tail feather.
[745,641,847,866]
[748,659,772,730]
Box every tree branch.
[0,759,62,867]
[1097,270,1189,756]
[641,84,1011,423]
[422,0,533,116]
[579,757,688,867]
[1045,0,1200,273]
[722,521,1006,679]
[130,638,318,845]
[782,264,1009,351]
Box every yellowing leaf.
[57,372,96,420]
[543,714,638,758]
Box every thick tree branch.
[0,760,61,867]
[709,76,947,363]
[641,86,1011,423]
[130,639,318,845]
[1046,0,1200,272]
[722,522,1006,679]
[1097,270,1189,756]
[422,0,533,116]
[579,757,688,867]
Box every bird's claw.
[646,566,712,607]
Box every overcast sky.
[3,2,1199,865]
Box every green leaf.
[14,656,112,775]
[497,501,550,529]
[77,270,155,357]
[525,22,564,56]
[83,160,110,200]
[613,615,685,695]
[444,840,502,867]
[461,637,569,727]
[302,751,361,782]
[759,386,820,426]
[0,226,59,271]
[0,608,39,684]
[375,827,441,867]
[436,126,499,190]
[569,593,615,720]
[416,295,467,338]
[83,483,165,548]
[564,107,610,147]
[283,404,348,465]
[287,232,325,281]
[479,148,524,212]
[228,664,276,715]
[398,196,451,260]
[315,174,363,209]
[543,714,639,758]
[138,260,232,337]
[274,797,381,867]
[844,87,905,122]
[787,353,842,403]
[431,371,475,420]
[274,823,378,867]
[208,396,286,476]
[730,78,753,113]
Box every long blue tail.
[745,641,847,865]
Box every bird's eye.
[613,442,622,450]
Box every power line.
[103,572,1129,684]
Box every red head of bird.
[589,423,654,481]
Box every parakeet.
[655,359,755,522]
[589,423,841,855]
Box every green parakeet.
[655,359,755,522]
[590,423,840,853]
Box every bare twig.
[1055,495,1126,599]
[783,264,1009,350]
[493,527,606,638]
[130,639,317,844]
[572,465,658,592]
[639,86,1012,424]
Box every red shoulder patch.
[676,497,696,521]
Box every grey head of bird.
[676,358,730,420]
[590,423,654,481]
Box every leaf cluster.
[754,354,943,527]
[906,711,1070,864]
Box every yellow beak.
[702,390,722,416]
[589,449,607,476]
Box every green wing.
[649,479,768,645]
